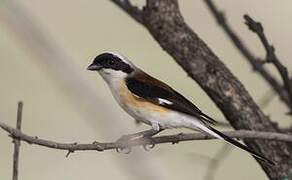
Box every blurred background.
[0,0,291,179]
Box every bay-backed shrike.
[87,52,273,165]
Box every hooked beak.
[87,63,102,71]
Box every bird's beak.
[87,63,102,71]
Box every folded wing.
[125,71,217,125]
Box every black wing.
[125,75,217,125]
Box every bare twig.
[204,0,290,110]
[110,0,144,24]
[244,15,292,113]
[1,121,292,154]
[12,102,23,180]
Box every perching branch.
[243,15,292,113]
[204,0,291,111]
[1,121,292,153]
[12,102,23,180]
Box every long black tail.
[206,126,275,165]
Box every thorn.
[65,143,78,157]
[65,150,74,158]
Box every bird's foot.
[116,146,132,154]
[115,136,133,154]
[115,128,164,153]
[116,128,162,143]
[141,136,156,151]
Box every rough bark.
[140,0,292,179]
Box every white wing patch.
[158,98,173,105]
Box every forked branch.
[204,0,291,111]
[244,15,292,113]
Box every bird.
[87,51,274,165]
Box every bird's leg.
[116,128,162,143]
[115,129,151,154]
[139,122,164,151]
[115,121,164,153]
[116,120,163,142]
[151,121,161,131]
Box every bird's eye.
[109,60,115,65]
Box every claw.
[140,136,155,151]
[143,143,155,151]
[116,146,132,154]
[123,147,132,154]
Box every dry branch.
[1,121,292,153]
[204,0,291,110]
[243,15,292,113]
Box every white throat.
[98,68,128,84]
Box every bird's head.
[87,52,135,81]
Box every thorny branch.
[1,121,292,154]
[204,0,291,111]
